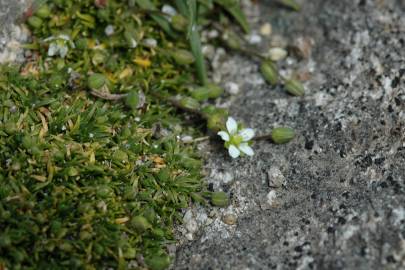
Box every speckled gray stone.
[0,0,31,63]
[174,0,405,269]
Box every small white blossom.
[104,25,115,36]
[162,4,177,20]
[143,38,157,48]
[218,117,255,158]
[44,34,75,58]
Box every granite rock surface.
[174,0,405,269]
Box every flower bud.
[171,49,195,65]
[191,86,211,101]
[271,127,295,144]
[66,167,79,177]
[206,83,224,98]
[87,73,106,89]
[222,30,242,50]
[27,16,43,29]
[36,5,51,18]
[261,61,279,85]
[179,97,200,110]
[284,79,305,96]
[207,113,226,132]
[171,14,188,32]
[131,216,151,232]
[125,90,139,110]
[211,192,229,207]
[268,47,287,61]
[113,149,128,163]
[145,254,171,270]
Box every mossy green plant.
[0,0,301,268]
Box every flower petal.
[239,128,255,142]
[226,117,238,134]
[239,143,254,156]
[228,144,240,158]
[217,131,230,141]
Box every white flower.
[104,25,115,36]
[44,34,75,58]
[218,117,255,158]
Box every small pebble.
[268,47,288,61]
[247,33,262,45]
[181,135,193,143]
[222,214,237,225]
[225,82,240,95]
[260,23,272,36]
[268,167,285,188]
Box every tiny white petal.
[162,4,177,17]
[226,117,238,134]
[105,25,115,36]
[143,38,157,48]
[218,131,230,142]
[47,43,57,56]
[228,145,240,158]
[239,143,254,156]
[59,45,68,58]
[239,128,255,142]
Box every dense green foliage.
[0,0,250,268]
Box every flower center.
[230,135,243,146]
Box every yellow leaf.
[133,57,151,68]
[32,175,47,182]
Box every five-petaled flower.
[218,117,255,158]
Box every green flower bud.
[211,191,229,207]
[261,61,279,85]
[179,97,200,110]
[171,49,195,65]
[201,105,217,115]
[125,90,139,110]
[191,86,211,101]
[35,5,51,18]
[87,73,106,89]
[172,14,188,32]
[27,16,43,29]
[207,113,226,132]
[206,83,224,98]
[207,83,224,98]
[96,185,114,198]
[271,127,295,144]
[113,150,128,163]
[66,167,79,177]
[131,215,151,232]
[145,254,171,270]
[223,30,242,50]
[171,14,188,32]
[284,79,305,96]
[123,247,136,259]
